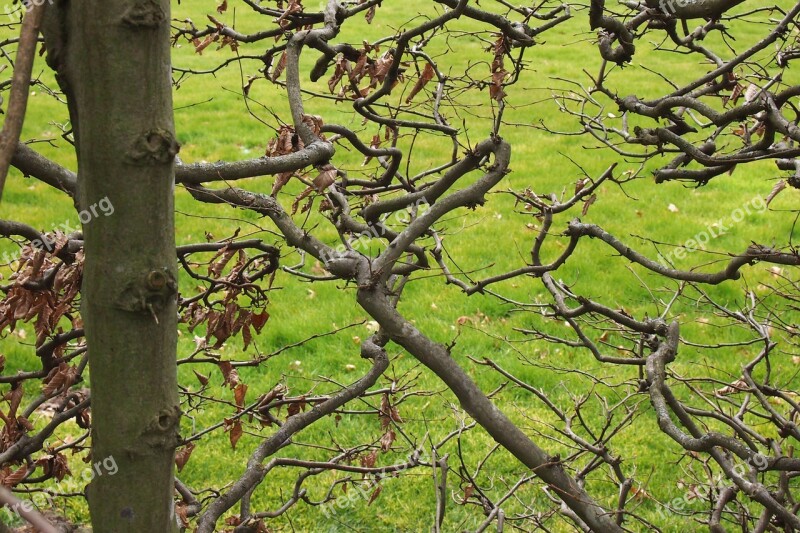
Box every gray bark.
[43,0,180,530]
[645,0,745,18]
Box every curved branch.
[175,143,335,184]
[0,1,47,202]
[355,287,624,532]
[195,338,389,533]
[10,142,77,195]
[0,486,59,533]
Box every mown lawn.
[1,1,798,531]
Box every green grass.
[1,1,799,531]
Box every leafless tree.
[0,0,798,531]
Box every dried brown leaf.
[251,310,270,333]
[218,361,240,388]
[574,178,590,196]
[765,180,787,207]
[175,501,190,527]
[2,465,27,487]
[271,50,288,81]
[463,484,474,502]
[234,383,248,410]
[581,193,597,216]
[42,364,75,397]
[16,416,33,432]
[193,370,209,387]
[380,428,396,452]
[328,55,348,93]
[367,485,382,505]
[360,450,377,468]
[312,164,337,192]
[276,0,303,28]
[175,442,196,472]
[7,385,23,419]
[287,396,306,417]
[405,63,435,103]
[716,378,749,396]
[40,452,70,481]
[208,247,234,277]
[227,419,243,450]
[489,69,507,102]
[365,5,376,23]
[193,34,217,55]
[291,186,315,215]
[271,172,294,197]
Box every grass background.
[1,0,799,531]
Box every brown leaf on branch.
[629,485,651,501]
[193,370,209,387]
[350,53,369,85]
[217,35,239,53]
[266,125,299,157]
[463,484,474,502]
[276,0,303,28]
[218,361,240,388]
[7,385,23,419]
[301,114,324,136]
[16,417,33,432]
[206,15,224,31]
[272,172,295,197]
[582,193,597,216]
[312,164,337,192]
[175,442,195,472]
[369,51,394,87]
[208,246,234,277]
[270,50,288,81]
[255,384,286,423]
[287,396,307,417]
[380,428,396,452]
[291,186,315,215]
[360,450,377,468]
[575,178,590,196]
[362,134,382,166]
[193,34,218,55]
[234,382,248,410]
[406,63,435,103]
[489,69,507,102]
[491,33,508,63]
[42,363,77,397]
[723,82,744,107]
[716,378,748,396]
[242,324,253,349]
[0,465,27,487]
[35,452,70,481]
[243,75,257,96]
[368,485,382,505]
[765,180,787,207]
[379,392,404,430]
[175,502,190,528]
[225,418,243,450]
[251,310,269,333]
[328,55,349,93]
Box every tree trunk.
[43,1,180,531]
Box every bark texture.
[43,0,180,530]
